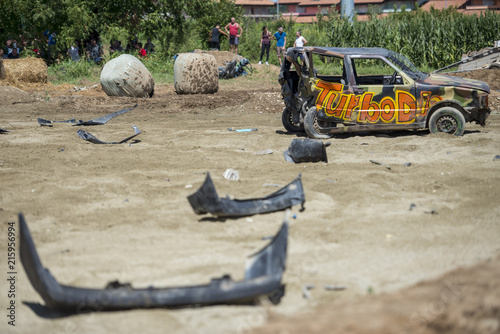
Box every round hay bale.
[2,58,47,83]
[100,54,154,98]
[174,53,218,94]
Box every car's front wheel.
[282,107,304,133]
[304,107,333,139]
[428,106,466,136]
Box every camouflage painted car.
[279,47,491,138]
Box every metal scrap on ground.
[77,125,141,144]
[38,104,138,126]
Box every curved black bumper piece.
[19,212,288,311]
[77,125,141,144]
[187,173,305,217]
[38,104,138,127]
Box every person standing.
[273,26,287,66]
[209,24,227,51]
[259,26,271,65]
[224,17,243,54]
[68,40,80,62]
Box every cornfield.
[326,8,500,68]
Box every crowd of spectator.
[2,33,155,64]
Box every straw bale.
[0,59,4,79]
[2,58,47,84]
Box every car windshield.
[386,51,428,81]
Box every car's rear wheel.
[282,107,304,133]
[304,107,333,139]
[428,106,466,136]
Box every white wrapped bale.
[174,53,218,94]
[100,54,154,98]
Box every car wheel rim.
[289,112,299,127]
[437,115,458,133]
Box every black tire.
[282,107,304,133]
[304,107,333,139]
[428,106,466,136]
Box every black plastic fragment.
[77,125,141,144]
[38,104,137,127]
[0,128,11,133]
[187,173,305,217]
[284,139,329,163]
[19,212,288,311]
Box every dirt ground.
[0,67,499,334]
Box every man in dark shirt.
[209,25,227,51]
[7,48,19,59]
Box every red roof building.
[235,0,499,22]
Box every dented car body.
[19,213,288,311]
[279,47,491,138]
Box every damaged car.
[279,47,491,138]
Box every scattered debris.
[324,285,346,291]
[77,125,141,144]
[223,168,240,181]
[228,128,258,132]
[255,149,273,155]
[493,155,500,161]
[73,84,100,92]
[187,173,305,218]
[38,104,138,126]
[263,183,282,187]
[369,160,392,170]
[219,58,252,79]
[0,128,10,133]
[19,212,288,310]
[302,284,315,299]
[404,162,412,167]
[284,139,329,163]
[424,209,438,215]
[409,203,417,211]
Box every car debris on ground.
[77,125,141,144]
[284,139,329,163]
[38,104,138,126]
[19,212,288,311]
[188,173,305,218]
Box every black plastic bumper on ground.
[187,173,305,218]
[38,104,138,126]
[19,212,288,311]
[77,125,141,144]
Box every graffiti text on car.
[314,81,443,124]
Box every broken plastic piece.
[19,212,288,311]
[284,139,329,163]
[223,168,240,181]
[228,128,258,132]
[77,125,141,144]
[38,104,137,127]
[188,173,305,217]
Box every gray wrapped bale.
[100,54,154,98]
[174,53,218,94]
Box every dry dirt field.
[0,66,499,334]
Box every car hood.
[421,74,490,93]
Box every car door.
[346,56,418,126]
